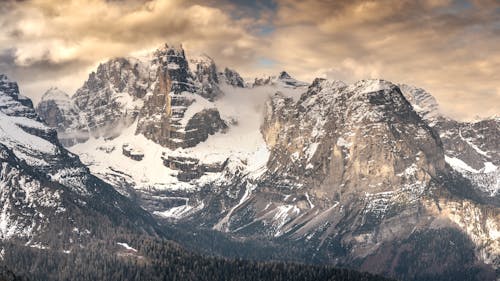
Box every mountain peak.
[398,83,441,121]
[224,67,245,87]
[352,79,396,94]
[253,71,309,88]
[278,71,292,80]
[41,87,70,102]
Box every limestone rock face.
[261,79,445,196]
[190,55,223,100]
[223,68,245,88]
[72,57,149,139]
[135,45,227,149]
[36,44,235,149]
[0,74,36,119]
[400,85,499,197]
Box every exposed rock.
[253,71,309,88]
[0,74,36,119]
[223,68,245,88]
[122,143,144,161]
[183,108,228,147]
[172,78,499,280]
[0,74,159,248]
[261,79,445,194]
[162,154,227,181]
[135,44,227,149]
[72,57,149,139]
[36,88,85,146]
[399,84,440,122]
[36,44,231,150]
[401,84,499,197]
[190,55,223,100]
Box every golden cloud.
[0,0,498,120]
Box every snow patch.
[117,242,137,252]
[445,155,479,173]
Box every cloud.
[0,0,263,102]
[264,0,500,120]
[0,0,498,120]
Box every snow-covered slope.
[0,74,158,247]
[253,71,309,89]
[69,71,306,205]
[399,84,441,123]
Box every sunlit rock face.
[37,44,232,149]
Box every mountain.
[36,87,84,146]
[1,74,392,281]
[0,74,160,247]
[35,44,499,280]
[253,71,310,88]
[400,85,499,197]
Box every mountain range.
[1,43,498,280]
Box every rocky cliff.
[37,44,234,150]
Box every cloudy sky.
[0,0,498,120]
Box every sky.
[0,0,498,120]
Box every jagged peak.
[310,78,346,90]
[189,53,215,66]
[303,78,346,98]
[350,79,397,94]
[189,54,218,77]
[471,114,500,123]
[398,83,441,120]
[253,71,308,88]
[0,74,30,102]
[41,87,70,102]
[278,71,292,80]
[223,67,245,87]
[154,43,186,58]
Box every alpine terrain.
[33,43,500,281]
[0,73,391,281]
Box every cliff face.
[191,79,498,280]
[38,44,232,150]
[261,79,445,195]
[135,45,227,149]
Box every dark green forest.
[0,236,391,281]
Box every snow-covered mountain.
[34,44,499,280]
[0,74,158,250]
[400,85,499,197]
